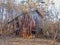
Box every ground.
[0,35,60,45]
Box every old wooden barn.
[1,10,44,38]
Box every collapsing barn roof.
[8,9,43,24]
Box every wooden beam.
[35,10,44,18]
